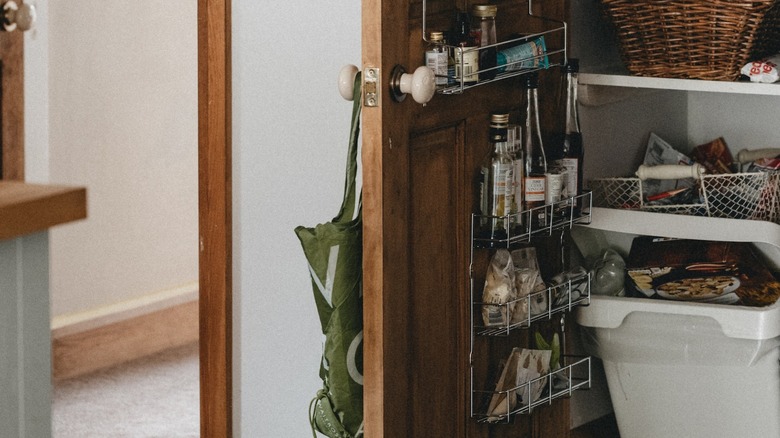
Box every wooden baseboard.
[52,299,199,381]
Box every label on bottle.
[490,162,513,218]
[524,175,546,202]
[496,36,549,73]
[553,158,579,200]
[426,50,449,86]
[524,175,547,227]
[512,158,523,213]
[455,47,479,84]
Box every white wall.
[232,0,361,435]
[46,0,198,317]
[24,0,49,183]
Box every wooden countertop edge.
[0,182,87,241]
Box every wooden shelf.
[0,182,87,240]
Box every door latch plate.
[363,67,379,107]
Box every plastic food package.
[690,137,734,174]
[588,249,626,296]
[549,265,588,305]
[486,347,551,421]
[741,54,780,83]
[481,249,517,327]
[510,247,548,320]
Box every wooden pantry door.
[361,0,570,437]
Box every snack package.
[510,247,548,321]
[486,348,521,421]
[515,348,551,406]
[481,249,517,327]
[642,133,695,196]
[690,137,734,174]
[486,347,551,421]
[741,54,780,83]
[625,237,780,306]
[549,265,588,305]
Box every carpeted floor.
[53,342,200,438]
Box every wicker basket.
[600,0,780,80]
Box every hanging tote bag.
[295,72,364,438]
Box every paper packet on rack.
[642,132,695,197]
[486,348,552,421]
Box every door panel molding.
[198,0,232,436]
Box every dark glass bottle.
[479,113,513,242]
[471,4,497,81]
[553,59,584,214]
[523,73,547,228]
[452,11,479,86]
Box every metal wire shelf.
[421,0,567,94]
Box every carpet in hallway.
[53,342,199,437]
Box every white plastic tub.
[576,295,780,438]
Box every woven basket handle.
[636,164,706,181]
[736,148,780,164]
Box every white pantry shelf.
[577,73,780,106]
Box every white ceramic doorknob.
[338,64,360,101]
[3,1,36,32]
[391,65,435,104]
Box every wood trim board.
[198,0,233,436]
[52,300,199,381]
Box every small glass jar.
[425,31,449,87]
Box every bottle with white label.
[523,72,547,229]
[479,113,513,243]
[425,31,449,88]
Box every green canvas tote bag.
[295,72,364,438]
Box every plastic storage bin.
[576,295,780,438]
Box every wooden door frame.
[0,29,24,180]
[198,0,232,436]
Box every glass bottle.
[507,123,523,232]
[425,31,449,88]
[479,113,513,242]
[523,72,547,228]
[471,4,497,81]
[557,59,584,214]
[452,11,479,86]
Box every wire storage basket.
[599,0,780,80]
[590,164,780,222]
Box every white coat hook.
[390,65,435,104]
[3,1,35,32]
[338,64,360,101]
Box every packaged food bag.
[482,249,517,327]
